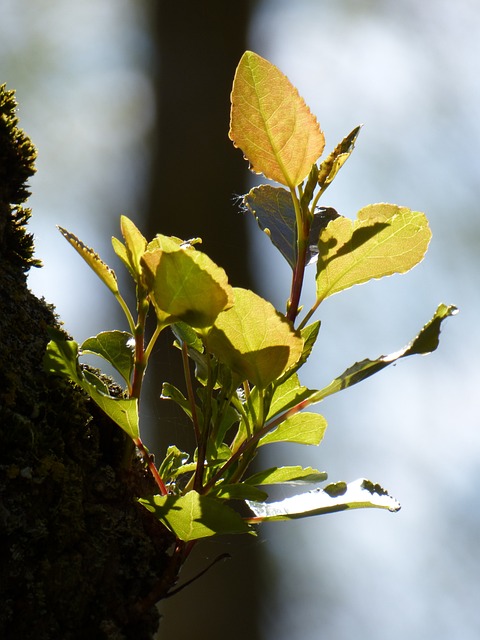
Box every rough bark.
[0,85,177,640]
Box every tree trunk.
[143,4,263,639]
[0,85,178,640]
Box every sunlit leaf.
[317,125,361,191]
[141,236,234,329]
[206,288,303,389]
[245,465,327,486]
[244,185,339,269]
[259,411,327,446]
[210,483,268,502]
[246,478,400,522]
[309,303,458,404]
[267,373,314,419]
[86,387,139,440]
[275,321,321,384]
[230,51,325,188]
[157,446,191,484]
[111,236,136,280]
[139,491,252,541]
[58,226,118,294]
[81,331,134,388]
[316,204,431,303]
[118,215,147,284]
[44,331,139,440]
[44,330,83,385]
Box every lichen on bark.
[0,85,175,640]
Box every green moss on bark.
[0,85,176,640]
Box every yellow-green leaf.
[120,215,147,281]
[139,491,252,541]
[259,412,327,446]
[206,288,304,389]
[141,235,234,329]
[316,203,431,303]
[317,125,361,191]
[58,226,118,294]
[229,51,325,188]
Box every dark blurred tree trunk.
[0,86,176,640]
[143,3,263,639]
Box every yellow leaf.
[316,203,432,303]
[229,51,325,188]
[58,226,118,294]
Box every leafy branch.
[44,51,456,587]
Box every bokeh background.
[2,1,479,638]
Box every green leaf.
[244,185,339,269]
[206,288,304,389]
[139,491,252,541]
[246,478,400,522]
[275,321,321,384]
[171,321,204,352]
[316,204,431,303]
[44,331,83,386]
[158,446,191,484]
[245,465,327,486]
[317,125,362,191]
[112,236,136,280]
[57,226,119,294]
[81,331,134,388]
[161,382,196,422]
[229,51,325,188]
[120,215,147,281]
[209,483,268,502]
[44,331,139,440]
[141,236,234,329]
[86,387,139,440]
[310,303,458,404]
[259,411,327,446]
[267,373,314,419]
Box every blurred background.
[2,1,479,638]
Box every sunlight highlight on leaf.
[230,51,325,187]
[206,288,303,388]
[316,203,431,303]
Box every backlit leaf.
[316,203,431,303]
[141,236,234,329]
[86,387,139,440]
[210,483,268,502]
[206,288,303,389]
[230,51,325,188]
[246,478,400,522]
[81,331,134,388]
[267,373,314,419]
[259,411,327,446]
[120,215,147,282]
[44,330,83,386]
[317,125,361,191]
[245,465,327,486]
[309,303,458,404]
[58,226,118,294]
[44,332,140,439]
[139,491,252,541]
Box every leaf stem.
[182,341,201,445]
[115,292,136,334]
[287,188,309,324]
[134,437,168,496]
[193,346,214,493]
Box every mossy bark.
[0,85,176,639]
